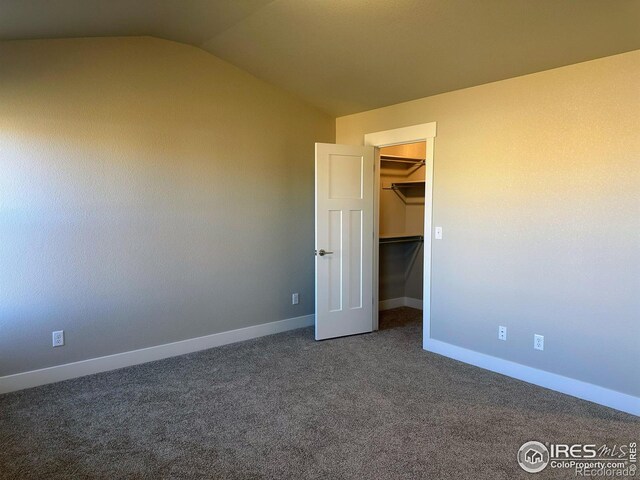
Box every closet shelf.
[379,234,424,244]
[380,155,425,166]
[382,180,425,204]
[386,181,425,190]
[380,156,425,177]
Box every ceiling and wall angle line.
[1,0,639,116]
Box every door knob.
[316,249,334,256]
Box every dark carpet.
[1,308,637,479]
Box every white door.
[315,143,374,340]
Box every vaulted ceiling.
[1,0,639,116]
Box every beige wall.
[0,37,334,376]
[337,51,640,397]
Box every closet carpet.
[1,307,637,479]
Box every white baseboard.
[0,314,315,395]
[379,297,423,311]
[405,297,423,310]
[424,337,639,417]
[379,297,406,310]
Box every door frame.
[364,122,436,343]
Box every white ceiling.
[1,0,639,116]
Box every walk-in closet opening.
[377,141,426,329]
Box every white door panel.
[315,143,374,340]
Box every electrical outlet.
[52,330,64,347]
[292,293,299,305]
[435,226,443,240]
[534,334,544,351]
[498,326,507,341]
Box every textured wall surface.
[0,37,334,376]
[337,50,640,397]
